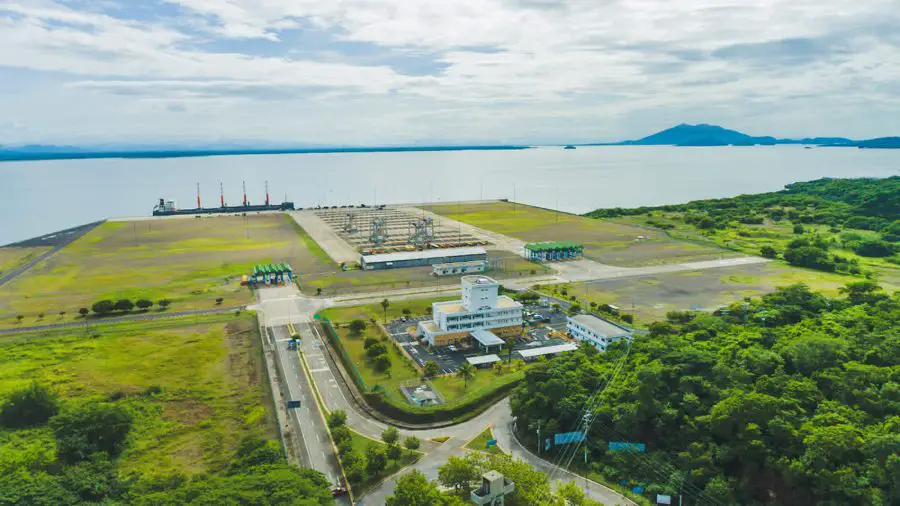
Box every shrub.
[621,314,634,324]
[0,382,59,428]
[136,299,153,310]
[760,245,778,258]
[363,337,380,349]
[114,299,134,312]
[793,224,805,234]
[853,239,894,258]
[381,426,400,445]
[373,354,392,373]
[404,436,421,450]
[328,409,347,428]
[366,343,388,359]
[349,319,367,335]
[51,402,133,464]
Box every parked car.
[331,486,348,497]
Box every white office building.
[418,276,523,348]
[566,314,631,351]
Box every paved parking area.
[384,306,574,375]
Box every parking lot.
[385,304,572,375]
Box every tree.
[402,308,412,317]
[157,299,171,309]
[114,299,134,312]
[58,310,66,318]
[78,308,89,317]
[760,245,778,258]
[349,319,367,336]
[94,300,115,316]
[38,312,45,319]
[373,354,392,374]
[386,470,445,506]
[839,280,885,305]
[328,409,347,428]
[551,303,562,313]
[382,426,400,445]
[504,338,515,365]
[343,450,366,484]
[215,297,224,305]
[51,402,133,464]
[331,425,352,447]
[423,360,440,378]
[793,224,805,234]
[456,363,476,389]
[316,287,322,296]
[16,315,23,322]
[365,444,387,475]
[438,455,479,494]
[404,436,421,451]
[380,298,391,323]
[493,362,504,375]
[567,303,582,315]
[853,239,894,257]
[621,314,634,324]
[136,299,153,310]
[387,443,403,461]
[0,382,59,428]
[366,342,388,359]
[227,435,284,473]
[363,336,380,349]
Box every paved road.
[257,287,349,506]
[0,220,103,287]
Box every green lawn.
[422,202,732,267]
[466,426,503,454]
[0,313,276,480]
[347,429,421,497]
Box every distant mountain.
[855,137,900,149]
[612,123,854,147]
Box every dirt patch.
[163,400,215,426]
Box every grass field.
[537,261,892,324]
[0,246,49,278]
[423,202,733,267]
[465,426,503,454]
[0,313,276,480]
[0,214,332,326]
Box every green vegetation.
[0,314,333,504]
[424,201,732,267]
[328,411,420,497]
[511,282,899,505]
[465,426,503,454]
[0,247,48,277]
[590,177,899,278]
[0,215,324,326]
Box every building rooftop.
[524,241,583,251]
[471,329,505,347]
[496,296,522,308]
[466,354,501,365]
[434,295,521,314]
[461,274,498,286]
[433,260,487,269]
[569,314,631,338]
[361,246,486,264]
[419,321,440,333]
[517,343,578,358]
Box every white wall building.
[566,314,631,351]
[418,276,523,347]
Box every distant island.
[584,123,900,149]
[0,144,530,163]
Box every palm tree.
[457,362,476,389]
[380,298,390,323]
[504,338,515,366]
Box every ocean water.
[1,145,898,245]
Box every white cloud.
[0,0,898,143]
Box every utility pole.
[536,420,541,454]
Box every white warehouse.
[566,314,631,351]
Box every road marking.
[310,367,331,373]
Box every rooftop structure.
[360,247,487,270]
[466,354,501,367]
[567,314,631,351]
[433,259,488,276]
[524,241,583,262]
[418,275,523,347]
[517,342,578,360]
[471,471,515,506]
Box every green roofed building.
[524,241,583,262]
[249,263,294,286]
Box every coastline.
[0,144,531,163]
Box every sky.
[1,0,899,146]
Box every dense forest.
[511,282,899,505]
